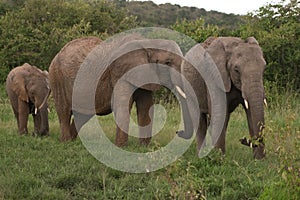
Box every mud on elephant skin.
[49,35,184,146]
[6,63,50,136]
[178,37,267,160]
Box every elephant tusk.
[244,99,249,109]
[264,99,268,107]
[47,108,50,113]
[175,85,186,99]
[34,108,38,115]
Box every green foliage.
[171,18,220,43]
[0,0,25,15]
[263,81,300,198]
[124,0,243,29]
[0,0,137,82]
[239,0,300,90]
[125,1,244,29]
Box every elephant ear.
[245,37,259,45]
[201,36,217,49]
[207,39,232,92]
[12,74,29,102]
[43,70,49,77]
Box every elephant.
[177,37,267,159]
[49,35,184,146]
[6,63,50,136]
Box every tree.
[0,0,137,82]
[171,18,220,43]
[239,0,300,90]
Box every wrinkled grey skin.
[178,37,267,159]
[6,63,50,136]
[49,36,183,146]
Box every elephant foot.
[60,134,74,142]
[33,129,49,137]
[139,138,151,146]
[176,130,192,139]
[115,131,128,147]
[115,141,128,147]
[253,144,266,160]
[40,132,49,137]
[19,129,28,135]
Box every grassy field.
[0,84,299,200]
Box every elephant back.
[49,37,102,80]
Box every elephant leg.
[9,93,20,130]
[18,100,29,135]
[11,102,20,131]
[135,89,153,146]
[114,95,134,147]
[33,113,41,135]
[70,111,93,139]
[57,109,72,142]
[214,112,230,153]
[196,113,208,154]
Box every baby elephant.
[6,63,50,136]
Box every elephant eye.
[29,91,34,97]
[234,66,240,73]
[165,61,171,66]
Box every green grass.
[0,84,299,199]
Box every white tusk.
[264,98,268,107]
[47,108,50,113]
[175,85,186,99]
[34,108,38,115]
[244,99,249,109]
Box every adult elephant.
[6,63,50,136]
[49,35,184,146]
[177,37,267,159]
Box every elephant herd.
[5,34,267,159]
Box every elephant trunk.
[176,94,194,139]
[172,70,195,139]
[243,77,265,159]
[34,91,50,136]
[39,103,49,136]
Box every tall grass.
[0,84,299,199]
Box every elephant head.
[108,38,184,91]
[6,63,50,135]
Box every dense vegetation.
[121,0,243,29]
[239,0,300,90]
[0,0,137,81]
[0,0,299,90]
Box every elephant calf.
[6,63,50,136]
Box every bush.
[171,18,220,43]
[239,0,300,90]
[0,0,137,82]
